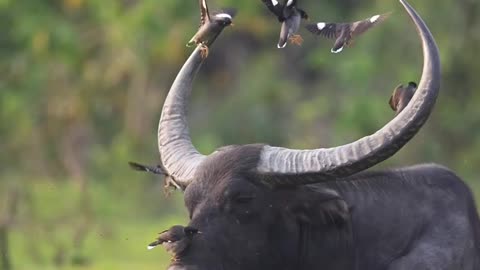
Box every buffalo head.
[150,0,441,269]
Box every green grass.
[5,180,187,270]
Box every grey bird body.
[187,0,235,58]
[305,13,390,53]
[260,0,308,48]
[147,225,199,259]
[389,81,417,115]
[278,8,304,48]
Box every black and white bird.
[147,225,201,260]
[389,81,417,115]
[260,0,309,48]
[305,12,390,53]
[187,0,236,58]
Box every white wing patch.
[286,0,293,6]
[271,0,279,6]
[317,22,326,30]
[215,13,232,20]
[370,15,380,23]
[147,245,156,250]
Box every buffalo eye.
[234,195,255,205]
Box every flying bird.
[147,225,201,260]
[260,0,309,48]
[305,12,390,53]
[187,0,236,58]
[389,81,417,115]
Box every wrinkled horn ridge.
[256,0,440,186]
[158,47,207,187]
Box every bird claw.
[200,44,209,59]
[347,39,355,47]
[163,176,183,196]
[289,35,304,46]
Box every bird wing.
[305,22,340,39]
[261,0,284,19]
[199,0,210,26]
[285,0,296,7]
[388,87,401,111]
[351,12,391,36]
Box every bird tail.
[147,240,161,250]
[186,38,196,47]
[128,161,167,175]
[277,22,288,48]
[331,39,345,54]
[372,12,392,24]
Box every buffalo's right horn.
[256,0,441,187]
[157,47,207,187]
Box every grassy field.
[3,180,188,270]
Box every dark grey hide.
[168,145,480,270]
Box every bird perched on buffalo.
[305,12,390,53]
[128,161,183,190]
[187,0,236,59]
[389,81,417,115]
[147,225,201,260]
[128,161,166,175]
[260,0,309,48]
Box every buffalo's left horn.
[157,47,207,187]
[256,0,440,186]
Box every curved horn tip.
[255,0,441,186]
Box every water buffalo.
[138,0,480,269]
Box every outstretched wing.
[305,22,340,39]
[285,0,296,7]
[261,0,284,20]
[351,12,391,36]
[200,0,210,26]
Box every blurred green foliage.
[0,0,479,269]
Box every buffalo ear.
[289,188,350,228]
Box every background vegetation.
[1,0,479,269]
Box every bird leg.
[288,34,304,46]
[199,43,209,59]
[346,39,355,47]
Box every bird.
[187,0,236,59]
[147,225,201,260]
[128,161,167,175]
[389,81,417,115]
[305,12,390,53]
[128,161,183,190]
[260,0,309,48]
